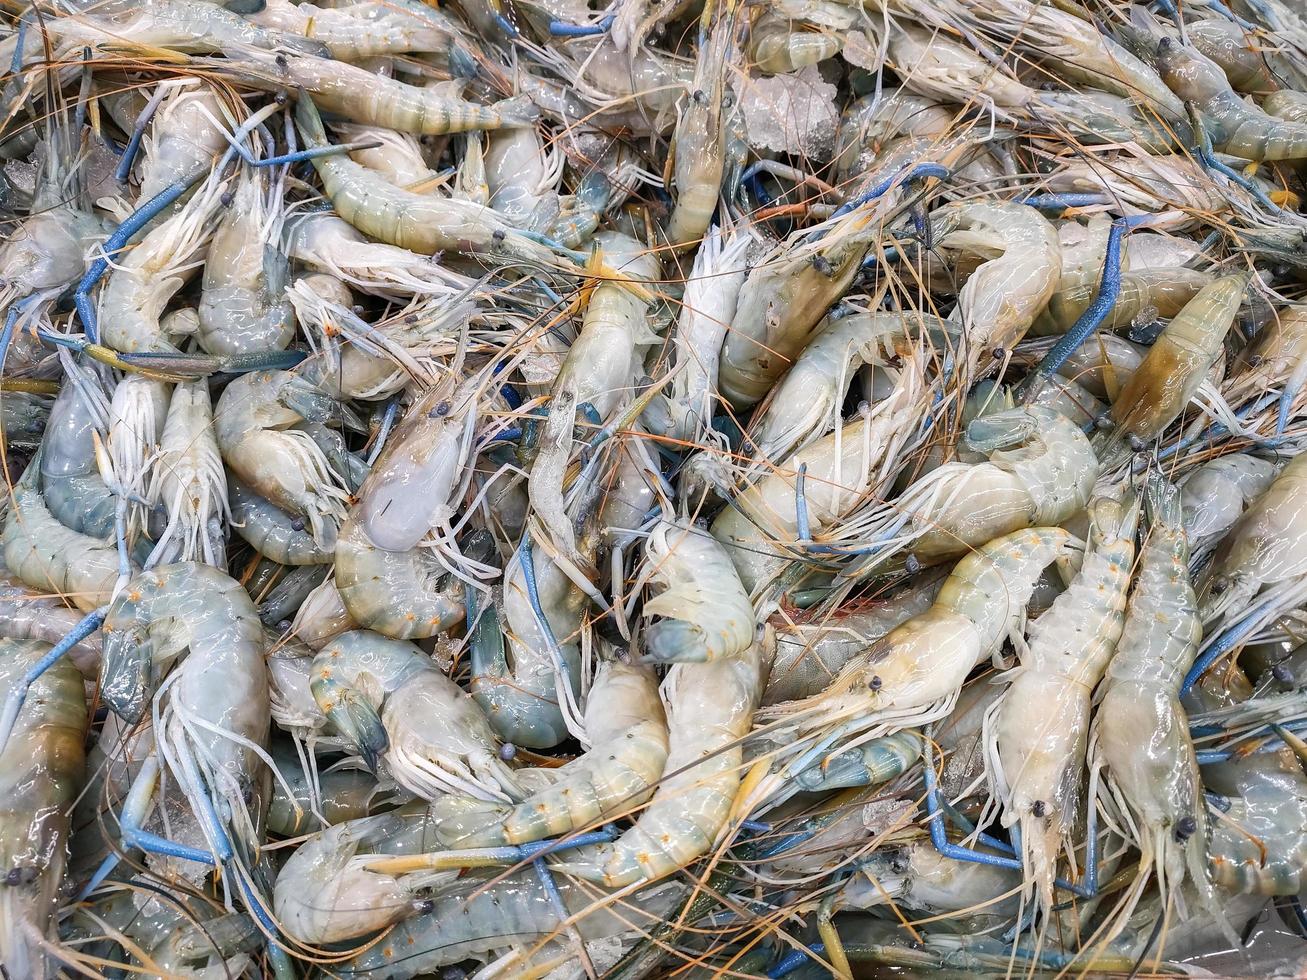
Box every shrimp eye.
[434,401,452,417]
[405,313,420,325]
[291,518,306,532]
[867,675,883,692]
[220,190,235,207]
[991,346,1005,361]
[889,855,908,874]
[3,866,36,886]
[1095,414,1115,431]
[811,255,833,276]
[1248,354,1264,368]
[1031,800,1047,818]
[1128,433,1146,453]
[904,554,921,575]
[1174,815,1198,841]
[692,89,708,105]
[499,742,518,762]
[1273,663,1295,684]
[275,53,289,70]
[492,229,507,243]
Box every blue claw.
[549,13,614,36]
[1015,192,1112,212]
[1019,219,1126,402]
[768,944,826,978]
[830,163,951,220]
[1277,381,1300,436]
[519,534,578,693]
[116,87,168,183]
[1181,599,1279,695]
[0,607,106,755]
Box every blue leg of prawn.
[767,943,826,978]
[829,163,951,221]
[1015,192,1112,213]
[1181,596,1283,695]
[115,85,169,183]
[1018,218,1125,403]
[0,606,107,755]
[549,13,614,35]
[1186,104,1282,213]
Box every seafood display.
[8,0,1307,976]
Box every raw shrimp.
[430,657,667,847]
[248,0,468,61]
[989,494,1138,911]
[295,94,556,266]
[642,519,755,664]
[3,462,129,611]
[230,478,334,565]
[214,370,353,548]
[644,224,750,443]
[1156,36,1307,160]
[148,379,228,567]
[134,83,230,210]
[333,517,466,640]
[1204,743,1307,895]
[1104,273,1246,447]
[1091,475,1212,939]
[1030,268,1213,337]
[837,406,1098,571]
[755,527,1078,779]
[38,359,119,539]
[1187,18,1282,94]
[0,638,86,980]
[1179,453,1280,559]
[551,636,764,886]
[310,630,520,801]
[928,201,1061,373]
[196,168,294,357]
[664,5,736,247]
[747,14,840,75]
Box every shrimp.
[1228,304,1307,433]
[988,494,1138,912]
[754,527,1078,788]
[38,358,119,539]
[927,201,1061,374]
[273,804,450,944]
[266,742,382,836]
[0,208,106,318]
[430,657,667,848]
[888,20,1035,111]
[527,232,659,559]
[1265,88,1307,122]
[98,165,230,355]
[98,564,273,915]
[230,478,334,565]
[1104,272,1247,447]
[1201,451,1307,632]
[333,517,466,640]
[133,83,231,212]
[763,569,946,705]
[551,635,765,886]
[248,0,468,61]
[1179,454,1280,561]
[196,167,294,357]
[294,94,557,267]
[213,369,353,548]
[644,224,750,444]
[718,212,887,408]
[1156,36,1307,160]
[1030,268,1213,337]
[233,49,535,135]
[745,310,941,464]
[1091,476,1213,940]
[664,4,737,247]
[148,380,229,568]
[310,630,519,800]
[1187,18,1282,94]
[483,126,562,227]
[1204,744,1307,895]
[290,575,359,650]
[837,406,1098,572]
[973,0,1185,116]
[642,519,755,664]
[0,638,86,980]
[2,463,129,612]
[336,869,683,978]
[285,214,475,298]
[710,410,899,597]
[747,14,840,74]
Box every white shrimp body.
[1091,476,1213,939]
[551,636,764,886]
[1179,454,1280,561]
[290,575,358,650]
[136,83,230,208]
[647,226,750,443]
[528,232,659,559]
[928,201,1062,370]
[213,370,353,548]
[842,406,1099,572]
[642,519,755,664]
[310,630,519,802]
[755,527,1078,768]
[148,380,229,568]
[248,0,463,61]
[2,475,128,612]
[430,658,668,848]
[990,495,1138,912]
[483,127,561,226]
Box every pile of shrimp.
[9,0,1307,976]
